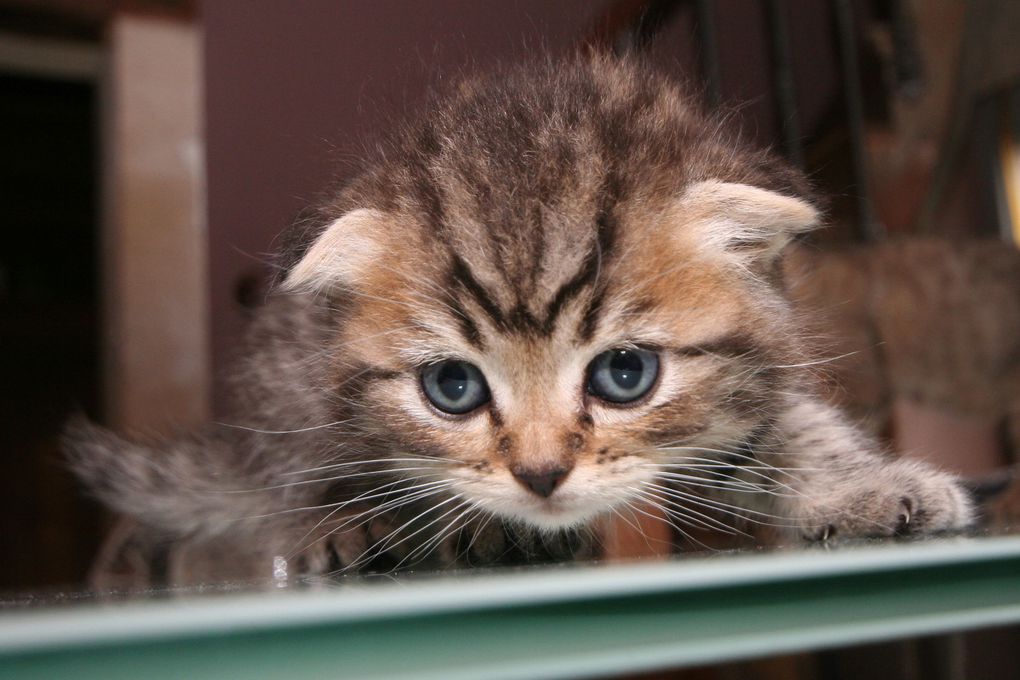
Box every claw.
[895,497,913,536]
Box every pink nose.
[511,467,571,498]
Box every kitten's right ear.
[282,209,388,293]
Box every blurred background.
[1,0,1019,678]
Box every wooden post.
[102,13,208,430]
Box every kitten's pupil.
[437,362,469,400]
[609,350,642,389]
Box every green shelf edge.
[3,536,1020,680]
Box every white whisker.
[245,478,452,520]
[214,419,355,435]
[632,485,746,536]
[770,350,861,369]
[643,481,801,528]
[220,467,444,494]
[281,456,456,476]
[346,495,467,571]
[621,495,721,551]
[287,481,456,558]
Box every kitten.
[67,56,974,582]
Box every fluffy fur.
[67,57,974,582]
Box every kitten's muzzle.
[511,465,572,498]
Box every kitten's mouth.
[455,471,649,531]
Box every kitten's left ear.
[281,208,388,293]
[679,180,820,265]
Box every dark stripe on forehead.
[578,288,606,342]
[541,244,599,335]
[508,304,541,333]
[574,171,620,342]
[409,123,450,239]
[529,201,546,293]
[445,292,484,349]
[449,254,507,330]
[595,176,619,255]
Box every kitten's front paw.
[796,460,975,542]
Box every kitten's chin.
[521,507,598,531]
[487,497,607,532]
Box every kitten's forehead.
[412,134,610,316]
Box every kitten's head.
[280,57,819,531]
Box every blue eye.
[587,348,660,404]
[421,360,491,414]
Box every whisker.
[322,482,456,536]
[287,482,456,559]
[399,502,478,568]
[651,463,812,491]
[651,470,789,497]
[621,496,721,551]
[631,485,746,536]
[770,350,861,369]
[213,419,355,435]
[245,478,452,520]
[281,456,457,477]
[363,494,464,559]
[643,481,801,528]
[605,503,675,555]
[649,464,793,490]
[461,511,497,560]
[650,460,820,473]
[220,467,444,494]
[655,449,807,486]
[606,504,645,537]
[346,495,467,571]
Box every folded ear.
[679,180,820,266]
[282,209,388,293]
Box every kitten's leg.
[768,399,975,541]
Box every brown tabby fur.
[67,56,974,585]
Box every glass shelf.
[3,535,1020,679]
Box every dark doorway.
[0,73,104,591]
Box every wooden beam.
[102,13,208,429]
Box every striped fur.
[68,57,973,582]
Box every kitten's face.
[295,189,807,531]
[282,58,817,532]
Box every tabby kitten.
[68,57,974,581]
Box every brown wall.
[203,0,605,405]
